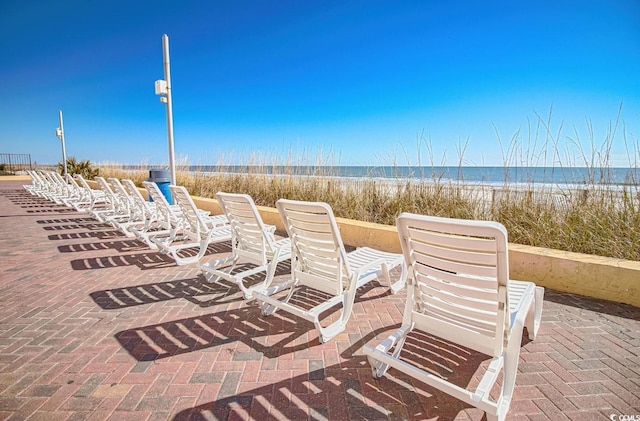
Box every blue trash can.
[148,169,172,204]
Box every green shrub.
[58,157,100,179]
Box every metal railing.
[0,154,33,174]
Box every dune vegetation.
[95,113,639,261]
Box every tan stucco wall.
[190,195,640,308]
[33,179,640,308]
[1,175,30,181]
[508,244,640,307]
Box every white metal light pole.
[55,110,68,176]
[155,33,177,188]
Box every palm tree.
[58,157,100,179]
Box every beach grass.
[94,112,639,261]
[95,159,639,261]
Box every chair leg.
[365,323,411,377]
[311,291,357,343]
[485,413,499,421]
[315,318,347,343]
[239,260,279,300]
[259,280,297,316]
[526,287,544,340]
[387,261,407,295]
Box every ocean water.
[188,165,640,186]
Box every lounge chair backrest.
[108,178,135,213]
[49,172,69,195]
[122,179,148,211]
[169,185,212,240]
[43,171,60,192]
[74,174,87,188]
[51,172,67,187]
[216,192,275,264]
[276,199,350,296]
[35,170,47,183]
[74,174,99,200]
[396,213,509,357]
[65,173,80,190]
[95,177,111,192]
[26,170,42,189]
[64,174,80,195]
[142,181,175,226]
[95,176,119,207]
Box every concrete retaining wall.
[51,177,640,308]
[189,195,640,308]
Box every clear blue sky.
[1,0,639,167]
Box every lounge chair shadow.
[42,222,111,231]
[273,279,388,319]
[36,217,96,225]
[253,271,396,345]
[159,240,233,264]
[114,303,314,362]
[90,274,242,310]
[16,200,67,209]
[6,192,37,198]
[58,239,149,254]
[337,321,535,421]
[26,207,73,214]
[11,202,43,207]
[170,362,401,421]
[543,288,640,320]
[68,239,234,271]
[70,251,178,271]
[15,199,71,212]
[48,230,124,241]
[173,327,474,421]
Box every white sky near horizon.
[1,0,639,167]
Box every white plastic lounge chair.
[29,170,63,202]
[24,170,44,196]
[47,172,74,204]
[151,185,231,265]
[36,171,67,203]
[74,174,109,216]
[106,177,143,236]
[27,170,52,199]
[121,179,163,242]
[61,174,92,211]
[362,213,544,421]
[253,199,406,343]
[47,171,83,208]
[138,181,188,249]
[200,192,291,300]
[93,176,131,224]
[31,170,62,201]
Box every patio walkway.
[0,179,638,420]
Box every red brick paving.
[1,180,639,420]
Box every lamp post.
[155,33,177,189]
[55,110,68,176]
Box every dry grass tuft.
[97,111,640,261]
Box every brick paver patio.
[0,179,639,420]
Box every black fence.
[0,154,33,174]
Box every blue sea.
[187,166,640,186]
